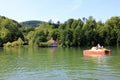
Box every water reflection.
[83,56,108,64]
[49,47,57,53]
[0,47,120,80]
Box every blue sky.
[0,0,120,22]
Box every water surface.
[0,47,120,80]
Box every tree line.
[0,16,120,47]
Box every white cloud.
[71,0,83,11]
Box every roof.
[48,38,57,44]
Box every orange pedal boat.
[83,47,111,56]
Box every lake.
[0,47,120,80]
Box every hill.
[20,20,42,27]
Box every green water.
[0,47,120,80]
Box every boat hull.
[83,50,111,56]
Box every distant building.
[48,38,58,47]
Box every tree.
[71,19,78,29]
[103,16,120,46]
[50,29,60,41]
[66,19,74,29]
[82,16,97,46]
[48,19,53,25]
[0,16,23,47]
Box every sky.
[0,0,120,23]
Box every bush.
[4,42,12,47]
[4,38,24,47]
[38,42,50,47]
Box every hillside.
[20,20,42,27]
[0,16,23,46]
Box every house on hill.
[48,38,58,47]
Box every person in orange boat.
[96,43,103,50]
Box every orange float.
[83,47,111,56]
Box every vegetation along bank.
[0,16,120,47]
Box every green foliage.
[19,26,35,34]
[82,16,97,46]
[17,37,24,45]
[0,16,24,47]
[38,42,50,47]
[4,42,12,47]
[4,38,24,47]
[1,15,120,47]
[26,24,49,46]
[49,29,60,40]
[25,16,120,47]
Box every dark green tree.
[82,16,97,46]
[0,16,23,47]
